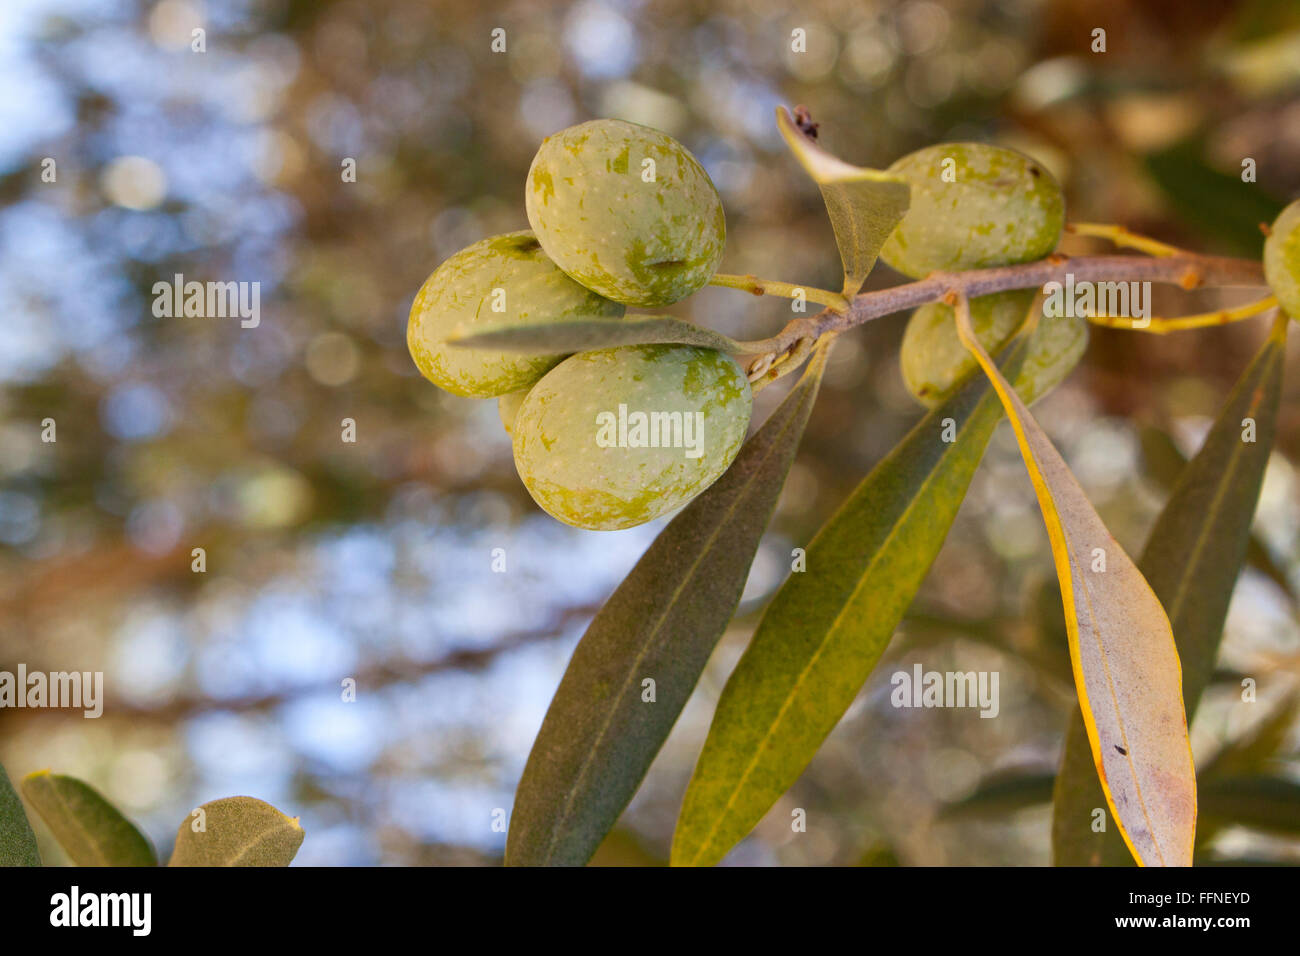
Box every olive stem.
[708,273,850,311]
[1065,222,1188,258]
[1086,294,1279,334]
[741,251,1267,385]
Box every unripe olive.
[1264,199,1300,320]
[407,231,625,398]
[498,388,528,435]
[901,290,1032,404]
[512,344,752,530]
[1015,305,1088,405]
[900,290,1087,407]
[880,143,1065,278]
[525,119,726,307]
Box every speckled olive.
[880,143,1065,278]
[511,344,752,530]
[1264,199,1300,321]
[900,290,1087,407]
[498,387,529,435]
[525,119,726,308]
[407,231,625,398]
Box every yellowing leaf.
[953,296,1196,867]
[775,106,909,298]
[1053,318,1286,865]
[168,796,303,867]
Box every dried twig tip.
[792,105,819,140]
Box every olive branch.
[436,105,1297,868]
[717,248,1272,389]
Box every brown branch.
[747,253,1268,386]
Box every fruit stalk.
[707,273,850,311]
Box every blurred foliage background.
[2,0,1299,866]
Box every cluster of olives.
[882,142,1085,406]
[408,119,750,531]
[408,120,1093,530]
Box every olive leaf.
[671,332,1030,867]
[0,762,40,866]
[1202,694,1298,781]
[448,315,768,356]
[21,771,156,866]
[1194,694,1299,849]
[774,105,910,298]
[169,796,304,866]
[1144,137,1286,257]
[953,299,1197,867]
[856,839,902,867]
[937,771,1057,821]
[505,346,831,866]
[1052,316,1286,865]
[1138,425,1296,608]
[1198,776,1300,837]
[942,702,1295,835]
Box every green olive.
[407,231,624,398]
[512,345,752,530]
[900,290,1087,407]
[525,119,726,307]
[1264,199,1300,320]
[498,388,529,435]
[881,143,1065,278]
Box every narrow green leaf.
[506,347,831,866]
[672,336,1029,867]
[0,762,40,866]
[1202,693,1298,781]
[856,838,901,867]
[1144,137,1285,256]
[449,315,764,356]
[774,106,910,298]
[21,771,156,866]
[1052,722,1112,865]
[1195,694,1299,849]
[1199,777,1300,837]
[1139,425,1297,608]
[168,796,304,866]
[1199,856,1300,866]
[1052,317,1287,865]
[938,772,1056,821]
